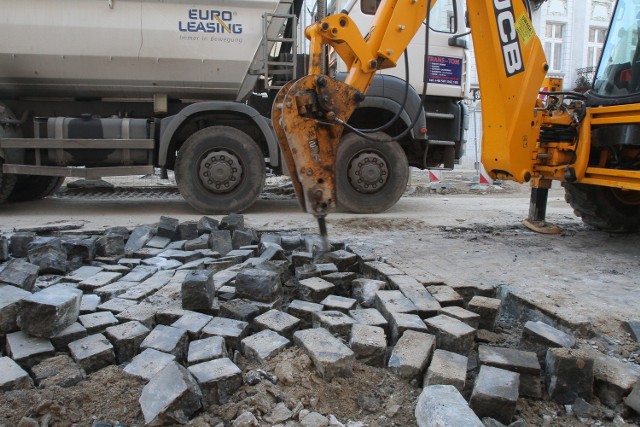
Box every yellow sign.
[515,13,535,45]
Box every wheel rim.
[347,150,389,194]
[610,188,640,206]
[198,149,243,193]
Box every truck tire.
[563,182,640,232]
[175,126,265,214]
[336,132,409,213]
[0,159,17,203]
[8,175,65,202]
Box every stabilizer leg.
[523,183,562,234]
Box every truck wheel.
[336,132,409,213]
[0,159,17,203]
[8,175,65,202]
[563,182,640,232]
[175,126,265,214]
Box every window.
[587,27,607,68]
[544,23,565,72]
[429,0,456,33]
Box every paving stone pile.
[1,215,639,426]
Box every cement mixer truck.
[0,0,470,213]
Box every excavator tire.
[7,175,65,202]
[0,159,17,203]
[175,126,265,214]
[336,132,409,214]
[563,182,640,233]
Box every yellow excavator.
[273,0,640,238]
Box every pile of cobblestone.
[0,214,639,426]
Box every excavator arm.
[272,0,548,226]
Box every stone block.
[188,336,227,365]
[226,249,254,262]
[220,213,244,233]
[201,317,250,351]
[427,285,464,307]
[6,331,55,368]
[312,310,356,341]
[299,277,335,303]
[116,302,157,329]
[316,263,338,276]
[97,297,138,314]
[141,324,189,362]
[441,306,481,329]
[118,257,141,268]
[120,265,156,282]
[51,322,87,352]
[172,312,213,340]
[320,295,356,313]
[389,275,441,318]
[177,221,198,241]
[79,272,123,292]
[67,266,104,283]
[522,320,575,363]
[625,382,640,414]
[124,225,155,253]
[188,357,241,406]
[416,385,483,427]
[0,355,34,391]
[321,272,357,297]
[105,320,151,363]
[352,278,386,308]
[232,230,254,250]
[324,250,357,272]
[295,264,321,281]
[209,230,233,256]
[96,234,125,257]
[241,329,290,362]
[156,215,179,239]
[17,285,82,338]
[184,235,210,252]
[181,269,215,311]
[133,247,164,259]
[10,232,36,258]
[626,320,640,342]
[293,328,355,380]
[425,314,476,355]
[362,261,404,283]
[348,308,389,336]
[282,236,303,252]
[0,236,9,261]
[62,238,97,263]
[590,350,640,408]
[26,244,67,274]
[78,311,119,334]
[218,299,260,322]
[388,330,435,381]
[235,268,282,303]
[139,362,203,425]
[424,349,467,392]
[0,284,30,334]
[545,348,594,404]
[31,355,84,388]
[469,365,519,425]
[0,259,39,291]
[448,282,497,304]
[68,333,116,374]
[388,311,429,344]
[467,296,501,331]
[259,243,287,261]
[291,251,313,269]
[124,348,176,381]
[286,299,323,328]
[479,345,541,398]
[253,309,301,340]
[374,290,418,322]
[198,216,219,235]
[156,249,202,263]
[349,324,386,367]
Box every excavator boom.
[272,0,548,232]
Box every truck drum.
[563,182,640,233]
[175,126,265,214]
[336,132,409,214]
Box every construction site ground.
[1,169,638,426]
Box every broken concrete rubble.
[1,214,637,427]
